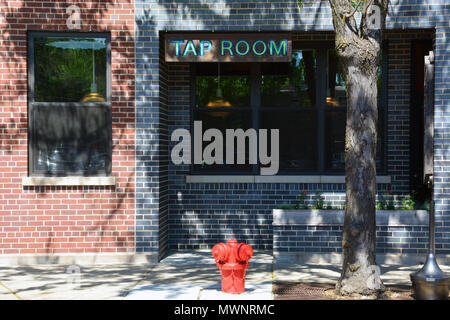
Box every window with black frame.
[260,50,318,172]
[28,32,111,176]
[192,46,386,175]
[193,63,253,173]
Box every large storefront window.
[194,64,252,172]
[28,32,111,176]
[261,50,317,172]
[192,46,386,175]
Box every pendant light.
[81,44,105,102]
[206,63,231,117]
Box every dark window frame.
[27,31,112,177]
[190,41,388,176]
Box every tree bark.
[328,0,388,295]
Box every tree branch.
[344,0,364,18]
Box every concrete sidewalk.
[0,263,152,300]
[0,251,449,300]
[124,251,273,300]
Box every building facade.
[0,0,449,264]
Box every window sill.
[22,176,116,187]
[186,175,391,184]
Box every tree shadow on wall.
[0,0,138,256]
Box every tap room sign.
[165,34,292,62]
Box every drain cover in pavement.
[273,282,414,300]
[274,282,333,300]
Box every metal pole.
[429,199,435,255]
[410,50,450,299]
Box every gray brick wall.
[164,31,430,251]
[386,30,435,193]
[433,25,450,254]
[273,225,430,255]
[158,36,170,260]
[135,0,450,255]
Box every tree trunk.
[328,0,388,296]
[337,58,384,295]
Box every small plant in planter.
[312,191,324,209]
[276,190,337,210]
[312,191,335,210]
[400,194,415,210]
[278,189,428,211]
[294,190,308,209]
[376,190,396,210]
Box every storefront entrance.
[410,40,433,206]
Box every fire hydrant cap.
[212,242,229,262]
[238,243,253,261]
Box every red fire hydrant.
[212,238,253,294]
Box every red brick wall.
[0,0,135,254]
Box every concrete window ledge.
[186,175,391,184]
[22,176,116,187]
[273,209,429,226]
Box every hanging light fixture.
[206,63,232,117]
[81,43,105,102]
[326,88,338,107]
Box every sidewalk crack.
[0,281,24,300]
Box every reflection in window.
[34,37,107,102]
[196,75,250,109]
[261,50,316,108]
[325,109,346,171]
[194,65,252,173]
[29,33,111,176]
[34,106,109,175]
[190,47,386,175]
[261,111,317,172]
[326,50,346,171]
[193,111,252,173]
[327,50,346,108]
[195,63,250,110]
[260,50,317,172]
